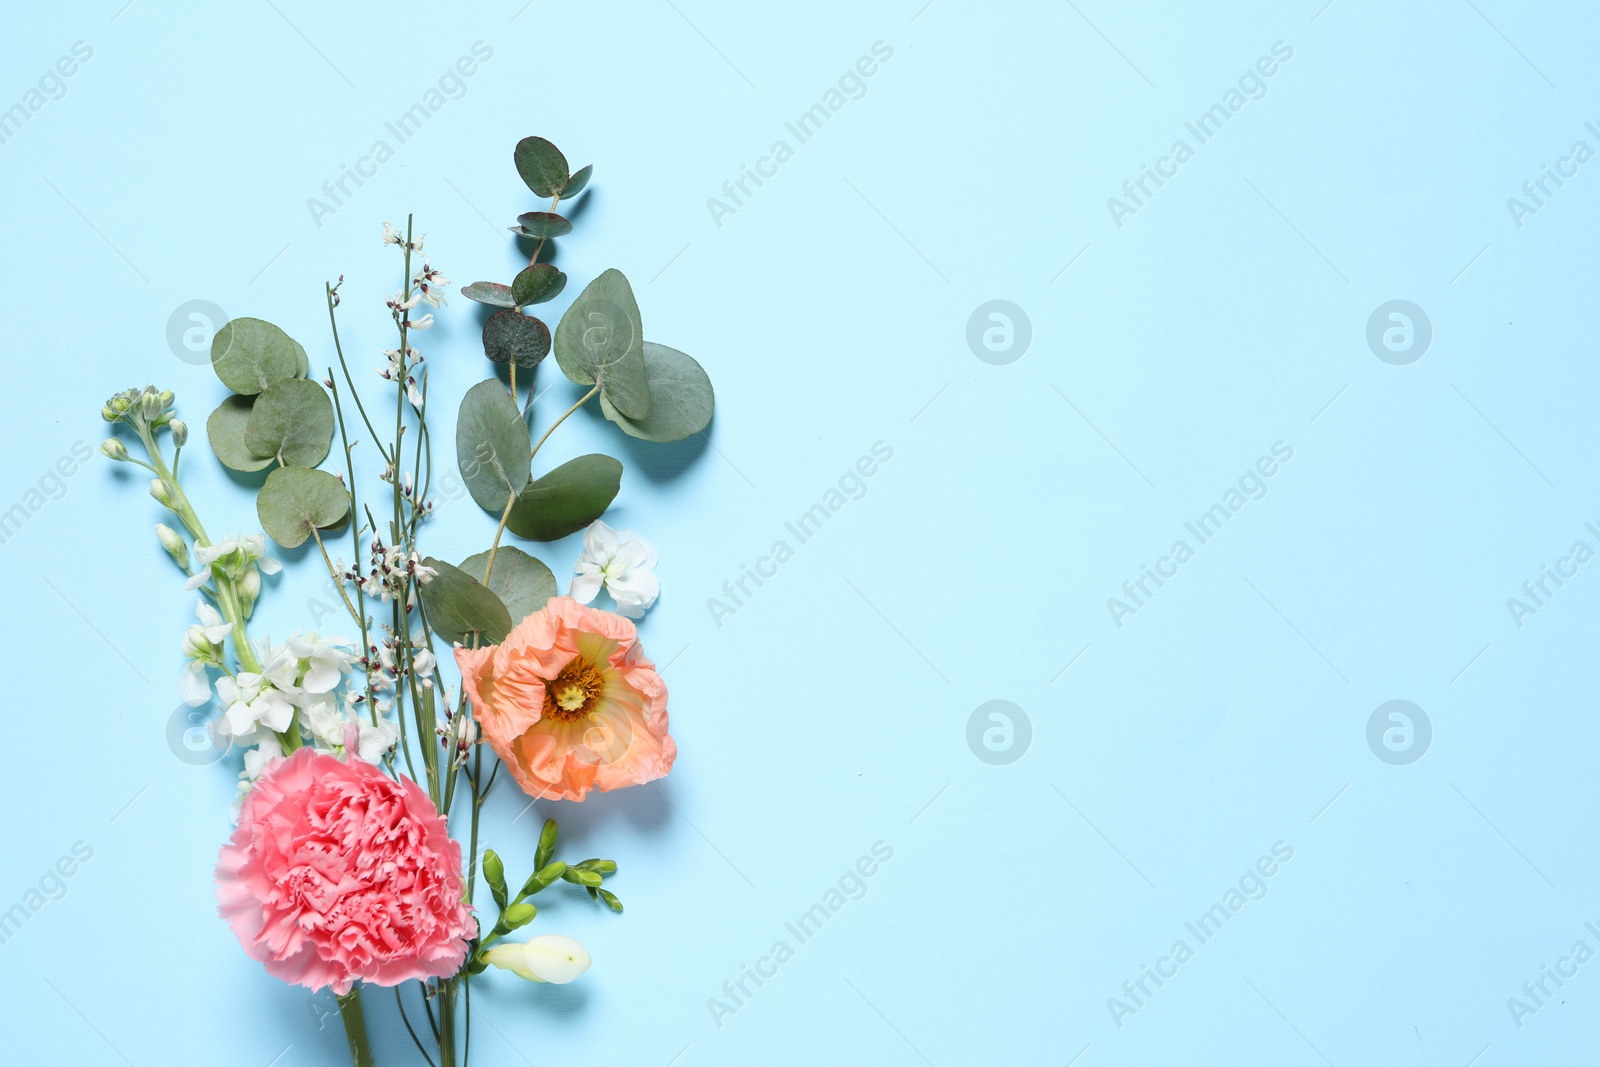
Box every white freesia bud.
[100,438,128,461]
[482,935,591,984]
[150,478,176,509]
[155,523,189,568]
[170,419,189,447]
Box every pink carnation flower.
[216,747,474,994]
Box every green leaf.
[512,263,566,306]
[599,342,714,442]
[506,454,622,542]
[515,211,572,239]
[553,269,651,419]
[484,850,508,910]
[535,819,558,870]
[514,136,570,197]
[257,467,350,549]
[207,396,272,473]
[211,317,301,396]
[483,310,551,369]
[419,556,513,645]
[597,888,623,913]
[460,546,556,625]
[455,379,531,511]
[292,338,310,379]
[461,282,518,308]
[245,378,335,468]
[560,164,593,199]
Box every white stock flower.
[231,735,284,822]
[287,633,355,694]
[482,935,591,984]
[179,601,234,706]
[216,672,295,740]
[187,534,279,591]
[570,521,659,618]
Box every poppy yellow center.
[542,658,604,722]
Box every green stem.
[437,980,459,1067]
[335,988,376,1067]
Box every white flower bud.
[170,419,189,447]
[155,523,189,569]
[141,390,165,421]
[100,439,129,461]
[481,936,590,984]
[149,478,176,509]
[240,566,262,601]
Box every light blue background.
[3,1,1598,1064]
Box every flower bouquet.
[99,136,714,1066]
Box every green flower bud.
[141,391,164,421]
[535,818,559,870]
[149,478,176,509]
[101,405,119,422]
[483,850,508,908]
[517,861,566,898]
[100,439,129,461]
[170,419,188,447]
[562,868,603,888]
[111,396,132,414]
[159,389,174,409]
[597,888,623,913]
[502,902,537,929]
[155,523,189,569]
[574,859,617,876]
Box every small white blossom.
[216,672,295,741]
[413,262,450,308]
[179,601,234,706]
[407,313,435,331]
[230,735,284,822]
[570,521,660,618]
[382,222,404,245]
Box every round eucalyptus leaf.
[483,310,551,369]
[460,546,556,624]
[560,164,593,199]
[461,282,519,308]
[506,454,622,542]
[257,467,350,549]
[419,556,513,645]
[245,378,335,468]
[515,212,573,239]
[599,343,714,442]
[553,269,650,420]
[211,317,301,395]
[292,338,310,379]
[456,379,532,512]
[512,263,567,306]
[207,396,272,473]
[514,136,570,197]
